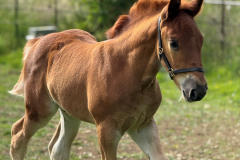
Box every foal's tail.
[9,38,40,96]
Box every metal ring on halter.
[168,68,174,79]
[159,48,164,54]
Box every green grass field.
[0,49,239,160]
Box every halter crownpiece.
[158,16,204,80]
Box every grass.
[0,49,239,160]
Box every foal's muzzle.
[182,79,208,102]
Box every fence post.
[14,0,19,39]
[54,0,58,29]
[99,0,104,29]
[221,0,225,64]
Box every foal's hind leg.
[50,108,80,160]
[10,85,58,160]
[127,119,169,160]
[10,105,58,160]
[48,121,61,154]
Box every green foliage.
[0,35,6,54]
[0,49,23,68]
[195,4,240,77]
[0,0,136,53]
[65,0,135,40]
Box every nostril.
[190,89,197,101]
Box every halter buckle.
[168,68,174,79]
[159,48,164,54]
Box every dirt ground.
[23,106,240,160]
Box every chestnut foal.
[10,0,208,159]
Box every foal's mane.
[106,0,202,39]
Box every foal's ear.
[167,0,181,19]
[106,15,130,39]
[183,0,204,17]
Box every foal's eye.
[169,39,178,50]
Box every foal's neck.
[109,16,161,82]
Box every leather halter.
[158,17,204,80]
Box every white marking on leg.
[128,120,169,160]
[50,108,80,160]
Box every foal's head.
[159,0,207,101]
[107,0,208,102]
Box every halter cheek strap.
[158,17,204,80]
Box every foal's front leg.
[96,121,123,160]
[127,118,169,160]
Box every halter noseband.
[158,17,204,80]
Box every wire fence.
[0,0,239,75]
